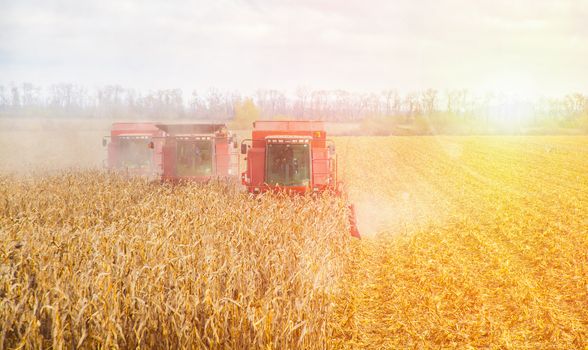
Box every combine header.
[240,120,360,237]
[104,122,239,182]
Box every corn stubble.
[333,136,588,349]
[2,136,588,349]
[0,172,350,349]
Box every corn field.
[0,174,350,349]
[1,136,588,349]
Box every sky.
[0,0,587,96]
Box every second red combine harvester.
[156,123,239,182]
[240,120,360,237]
[104,122,239,182]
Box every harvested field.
[335,136,588,348]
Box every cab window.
[265,143,310,186]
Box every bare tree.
[382,89,400,117]
[310,90,328,120]
[421,89,438,116]
[11,85,20,107]
[0,85,8,108]
[294,87,310,119]
[334,90,352,120]
[404,92,420,121]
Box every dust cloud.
[0,118,109,174]
[352,187,450,237]
[353,193,411,237]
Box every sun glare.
[479,73,539,99]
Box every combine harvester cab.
[103,122,165,177]
[240,120,360,237]
[156,123,239,182]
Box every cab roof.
[155,123,227,135]
[253,120,325,132]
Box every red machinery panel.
[162,140,177,180]
[245,147,266,189]
[214,137,231,177]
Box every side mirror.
[102,138,107,147]
[241,143,248,155]
[233,141,238,149]
[147,141,154,149]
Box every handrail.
[311,156,337,185]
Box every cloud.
[0,0,586,95]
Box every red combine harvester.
[104,122,239,182]
[240,120,360,237]
[156,123,239,182]
[103,122,165,177]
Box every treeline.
[1,83,587,133]
[0,83,236,120]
